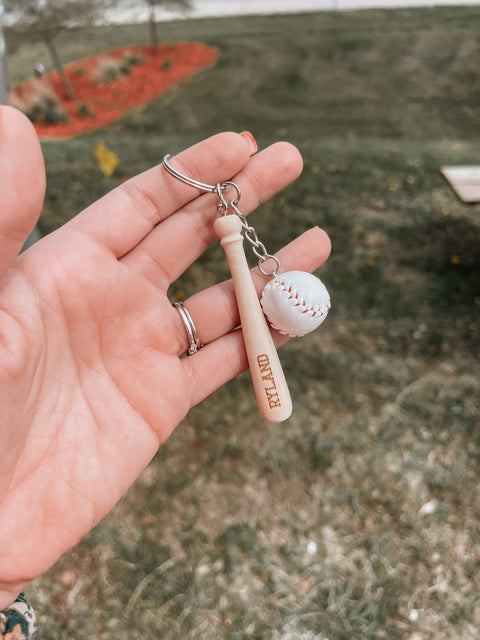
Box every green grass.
[8,7,480,639]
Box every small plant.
[77,103,93,117]
[92,56,125,85]
[92,52,146,86]
[20,82,68,125]
[122,49,147,69]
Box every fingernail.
[240,131,258,156]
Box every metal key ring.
[162,155,242,204]
[162,154,219,193]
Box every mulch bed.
[11,42,219,139]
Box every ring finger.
[170,226,331,356]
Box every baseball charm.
[261,271,331,337]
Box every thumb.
[0,106,46,277]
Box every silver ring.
[173,302,201,355]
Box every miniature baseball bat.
[214,214,292,423]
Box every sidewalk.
[103,0,480,24]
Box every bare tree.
[4,0,110,100]
[146,0,192,53]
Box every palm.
[0,109,331,605]
[0,233,187,583]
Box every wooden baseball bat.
[214,214,292,423]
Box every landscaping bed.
[10,42,218,138]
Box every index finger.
[66,132,253,257]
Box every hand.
[0,107,331,607]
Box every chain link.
[161,157,280,278]
[218,184,281,277]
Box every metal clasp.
[215,181,242,216]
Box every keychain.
[162,154,331,423]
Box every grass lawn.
[7,7,480,639]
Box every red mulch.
[11,42,218,139]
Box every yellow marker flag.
[95,141,119,178]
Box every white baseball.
[260,271,331,337]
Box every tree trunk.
[44,33,75,100]
[148,2,158,54]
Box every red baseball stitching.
[277,280,330,317]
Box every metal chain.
[161,156,280,278]
[216,182,281,277]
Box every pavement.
[102,0,480,24]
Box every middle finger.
[121,142,303,289]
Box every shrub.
[122,49,147,69]
[77,103,93,117]
[92,51,146,86]
[19,82,68,125]
[91,56,125,85]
